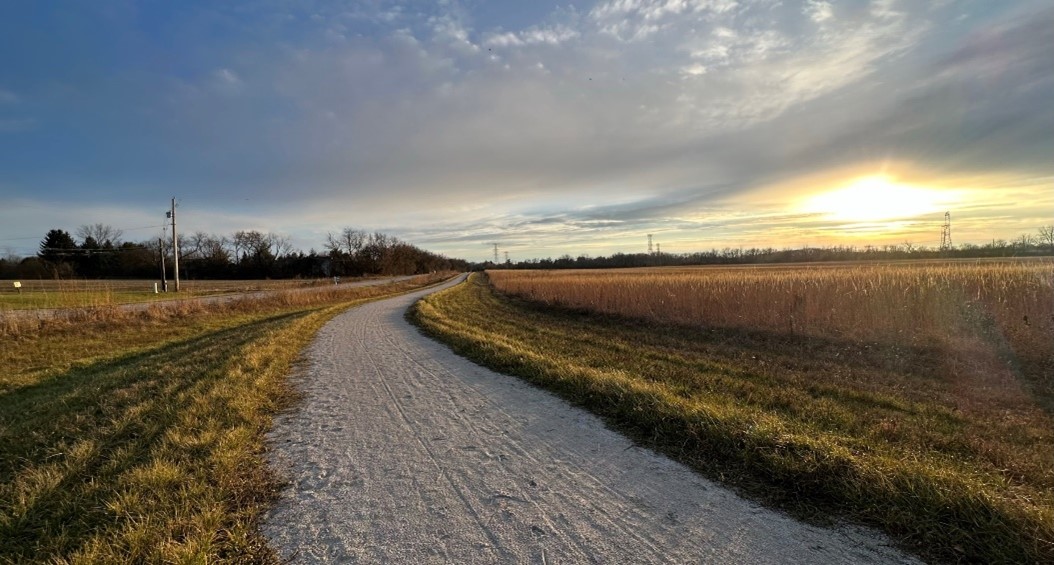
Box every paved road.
[263,275,917,564]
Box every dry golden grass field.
[0,278,345,310]
[0,273,454,562]
[412,260,1054,563]
[489,261,1054,404]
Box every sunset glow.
[801,176,957,223]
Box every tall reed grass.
[417,267,1054,562]
[489,262,1053,398]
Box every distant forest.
[2,225,1051,280]
[0,225,468,280]
[491,226,1054,270]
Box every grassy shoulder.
[0,277,355,311]
[409,273,1054,564]
[0,274,452,563]
[0,290,188,310]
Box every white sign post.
[13,281,21,294]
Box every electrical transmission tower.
[485,242,499,263]
[647,234,653,254]
[940,212,952,252]
[504,251,509,263]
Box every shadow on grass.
[0,311,305,561]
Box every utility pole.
[159,237,168,292]
[167,198,180,291]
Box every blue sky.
[2,0,1052,262]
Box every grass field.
[410,264,1054,563]
[0,273,452,563]
[0,278,346,310]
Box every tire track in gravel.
[262,275,920,564]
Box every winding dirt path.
[263,275,917,563]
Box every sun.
[801,175,951,222]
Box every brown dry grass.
[488,261,1054,410]
[411,262,1054,562]
[0,277,367,310]
[0,276,434,340]
[0,272,455,562]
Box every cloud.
[1,1,1052,261]
[590,0,738,41]
[210,68,243,95]
[803,1,833,23]
[483,24,579,48]
[782,5,1054,178]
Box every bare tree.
[186,231,231,263]
[232,230,256,263]
[325,228,367,255]
[183,231,208,261]
[236,231,269,259]
[1038,225,1054,252]
[76,223,123,246]
[233,231,293,260]
[269,234,294,258]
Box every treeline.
[497,227,1054,270]
[0,225,468,280]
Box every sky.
[1,0,1052,263]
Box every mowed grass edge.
[0,274,454,563]
[408,273,1054,564]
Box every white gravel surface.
[263,275,919,564]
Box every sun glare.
[802,175,952,223]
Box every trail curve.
[263,275,917,564]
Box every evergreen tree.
[38,229,79,277]
[38,229,77,262]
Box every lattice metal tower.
[647,234,653,254]
[485,242,499,263]
[940,212,952,252]
[504,251,509,263]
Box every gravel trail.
[263,275,918,564]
